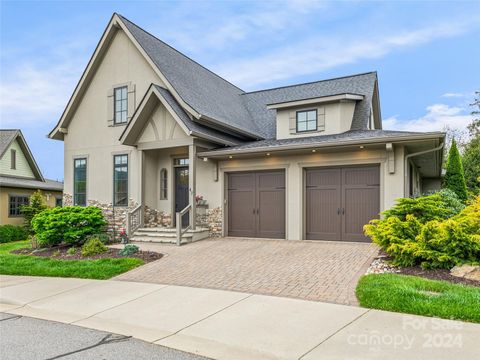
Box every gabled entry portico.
[118,85,235,243]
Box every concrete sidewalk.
[1,275,478,360]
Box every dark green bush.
[0,225,28,243]
[119,244,139,257]
[81,237,108,257]
[365,196,480,269]
[32,206,107,247]
[20,190,47,234]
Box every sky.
[1,0,479,181]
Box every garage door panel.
[257,189,285,238]
[228,190,255,237]
[342,187,379,242]
[306,187,341,240]
[305,165,380,242]
[228,171,285,239]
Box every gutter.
[198,132,445,158]
[403,142,444,197]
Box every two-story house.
[49,14,444,243]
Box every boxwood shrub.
[32,206,107,247]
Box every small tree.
[21,190,47,234]
[443,139,468,201]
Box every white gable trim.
[49,13,200,141]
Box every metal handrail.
[127,204,143,236]
[176,204,192,246]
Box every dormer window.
[296,110,317,133]
[114,86,128,124]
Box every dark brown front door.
[305,165,379,242]
[228,171,285,239]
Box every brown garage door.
[305,165,379,242]
[228,170,285,239]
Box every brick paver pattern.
[114,238,379,305]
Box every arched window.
[160,168,168,200]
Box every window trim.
[113,86,128,125]
[296,109,318,133]
[73,157,87,206]
[8,194,29,217]
[113,154,129,207]
[10,149,16,170]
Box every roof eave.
[198,132,446,158]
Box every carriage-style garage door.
[228,170,285,239]
[305,165,380,242]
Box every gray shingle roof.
[198,130,445,156]
[0,176,63,191]
[120,15,263,139]
[154,86,241,146]
[119,15,378,141]
[241,72,377,138]
[0,130,18,158]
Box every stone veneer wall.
[144,206,172,228]
[197,206,222,237]
[63,193,137,240]
[63,194,222,238]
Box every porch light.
[312,149,316,153]
[266,153,271,156]
[359,145,365,149]
[203,157,208,162]
[229,155,233,159]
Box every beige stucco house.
[49,13,444,243]
[0,130,63,225]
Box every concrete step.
[131,227,210,244]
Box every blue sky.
[1,0,479,181]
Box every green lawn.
[0,241,144,280]
[356,273,480,323]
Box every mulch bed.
[398,266,480,287]
[375,250,480,287]
[11,246,162,263]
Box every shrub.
[85,233,110,244]
[81,237,108,257]
[443,139,468,201]
[20,190,47,234]
[32,206,107,247]
[119,244,139,257]
[67,247,77,256]
[365,196,480,269]
[0,225,28,243]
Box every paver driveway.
[114,238,378,305]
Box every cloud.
[383,104,473,133]
[441,92,468,98]
[214,17,480,88]
[0,52,86,128]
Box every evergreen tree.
[443,139,468,201]
[21,190,47,234]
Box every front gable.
[0,131,43,181]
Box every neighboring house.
[48,13,444,243]
[0,130,63,225]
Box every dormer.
[267,93,365,140]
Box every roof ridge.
[242,71,377,95]
[117,14,245,93]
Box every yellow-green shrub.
[365,196,480,269]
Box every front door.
[175,166,189,227]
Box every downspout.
[404,142,444,197]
